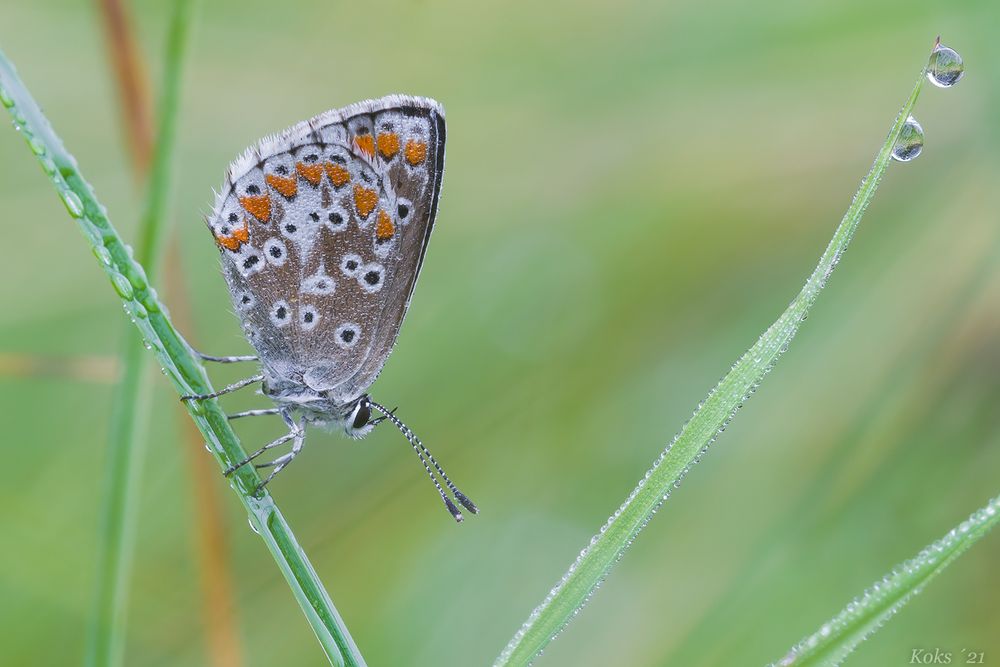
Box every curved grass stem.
[494,54,932,667]
[0,35,366,667]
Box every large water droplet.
[927,42,964,88]
[891,116,924,162]
[110,273,134,299]
[92,245,112,266]
[61,190,84,217]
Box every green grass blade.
[771,493,1000,666]
[495,61,931,667]
[85,1,195,665]
[0,44,367,667]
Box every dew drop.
[110,273,134,299]
[39,156,57,176]
[92,245,112,266]
[248,517,260,534]
[27,136,46,157]
[927,42,964,88]
[0,87,13,108]
[891,116,924,162]
[61,190,84,218]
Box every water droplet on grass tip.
[927,42,964,88]
[891,116,924,162]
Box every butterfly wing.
[207,96,445,404]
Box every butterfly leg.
[197,352,259,363]
[223,410,303,477]
[253,428,305,493]
[180,373,264,402]
[228,408,281,420]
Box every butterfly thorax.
[260,373,375,438]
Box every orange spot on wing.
[354,134,375,157]
[265,173,298,198]
[239,194,271,222]
[376,132,399,159]
[375,209,395,240]
[325,163,350,187]
[404,139,427,165]
[296,162,323,186]
[353,184,378,218]
[216,217,250,251]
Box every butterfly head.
[344,395,376,439]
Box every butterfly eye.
[228,212,239,223]
[350,400,371,430]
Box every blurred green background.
[2,0,999,665]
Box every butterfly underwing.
[193,95,477,521]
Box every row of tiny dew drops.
[892,40,965,162]
[774,41,966,667]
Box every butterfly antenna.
[369,400,479,521]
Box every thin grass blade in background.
[85,1,199,665]
[495,47,944,667]
[0,41,366,667]
[95,0,244,663]
[772,492,1000,666]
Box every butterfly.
[182,95,477,522]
